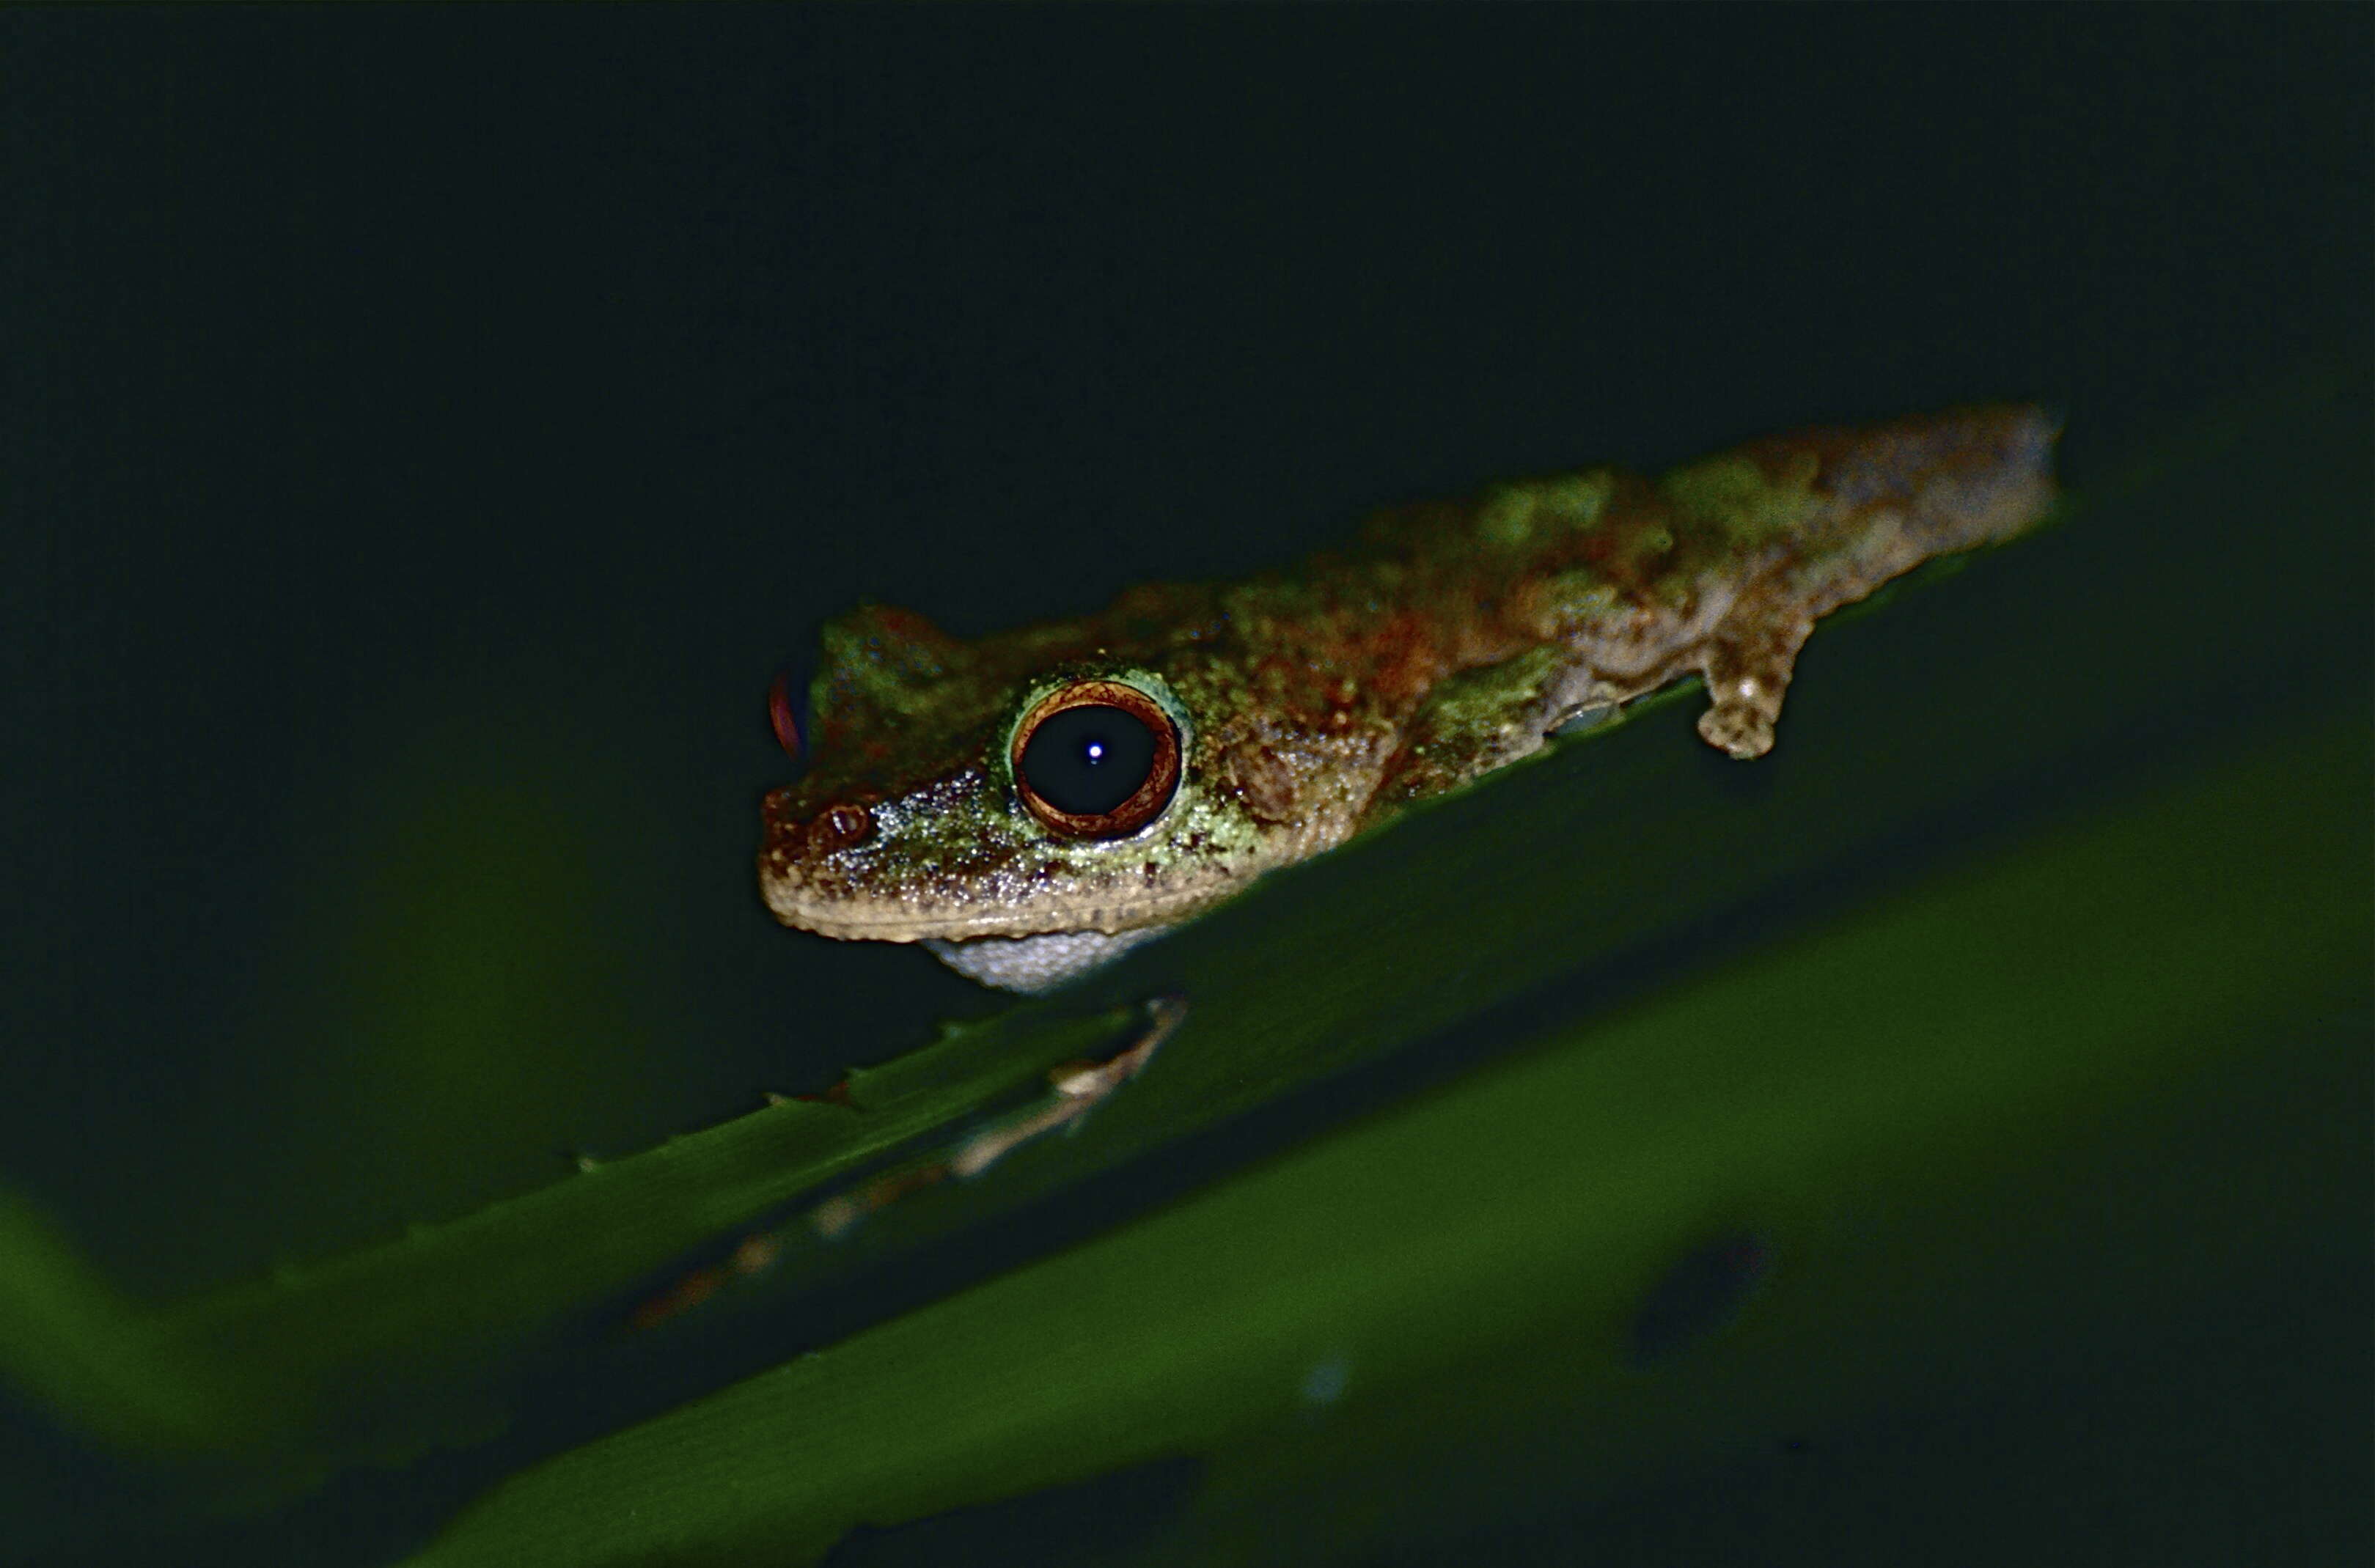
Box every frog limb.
[807,995,1186,1238]
[1360,644,1585,825]
[1693,578,1817,761]
[946,992,1184,1178]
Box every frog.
[760,405,2058,993]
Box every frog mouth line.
[757,875,1226,946]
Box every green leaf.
[2,999,1139,1470]
[407,711,2368,1567]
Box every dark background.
[2,6,2368,1564]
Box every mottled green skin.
[760,407,2057,977]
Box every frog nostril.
[807,802,874,853]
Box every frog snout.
[763,789,878,857]
[803,802,876,853]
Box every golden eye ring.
[1010,680,1182,839]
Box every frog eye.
[1012,680,1182,839]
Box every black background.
[3,7,2368,1564]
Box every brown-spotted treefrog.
[760,406,2058,992]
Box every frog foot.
[950,993,1186,1176]
[1695,589,1815,760]
[810,994,1189,1239]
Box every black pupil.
[1020,704,1159,817]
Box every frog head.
[757,601,1284,957]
